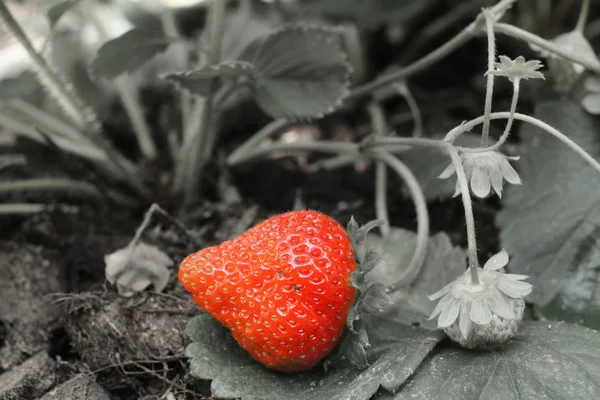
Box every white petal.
[428,281,455,301]
[452,182,461,198]
[470,298,492,325]
[438,298,461,328]
[459,300,472,339]
[438,163,456,179]
[490,168,504,198]
[498,279,533,298]
[471,168,491,198]
[500,160,522,184]
[428,293,453,320]
[487,293,516,320]
[505,274,530,281]
[484,249,509,271]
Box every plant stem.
[160,9,190,138]
[227,119,290,165]
[481,9,497,145]
[394,83,423,137]
[494,22,600,73]
[231,141,358,165]
[576,0,590,33]
[446,111,600,176]
[0,1,89,130]
[446,146,480,284]
[348,24,477,101]
[371,150,429,292]
[84,2,157,160]
[178,0,226,208]
[460,79,520,153]
[368,102,390,236]
[0,203,46,215]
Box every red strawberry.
[179,210,356,372]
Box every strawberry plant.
[3,0,600,399]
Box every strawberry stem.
[445,146,480,285]
[370,150,429,292]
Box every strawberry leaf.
[238,25,352,120]
[185,312,442,400]
[91,28,171,79]
[366,228,466,329]
[497,96,600,329]
[374,321,600,400]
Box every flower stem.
[481,9,497,145]
[461,79,520,153]
[494,22,600,73]
[368,102,390,236]
[576,0,590,33]
[348,24,477,101]
[0,1,90,130]
[446,145,480,284]
[446,111,600,177]
[370,150,429,292]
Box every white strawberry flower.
[428,249,532,349]
[487,55,545,82]
[438,150,521,198]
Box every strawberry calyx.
[324,217,392,369]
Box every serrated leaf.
[47,0,80,27]
[360,283,392,314]
[186,311,442,400]
[497,96,600,329]
[91,28,171,79]
[399,133,481,200]
[375,321,600,400]
[366,228,466,329]
[238,25,352,120]
[163,61,256,97]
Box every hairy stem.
[446,146,480,284]
[461,79,521,153]
[371,151,429,292]
[576,0,590,33]
[368,102,390,236]
[446,112,600,176]
[0,1,89,129]
[494,22,600,73]
[348,24,477,100]
[481,9,497,145]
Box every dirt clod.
[39,374,110,400]
[0,242,66,372]
[0,351,65,400]
[59,288,197,371]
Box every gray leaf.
[91,28,171,79]
[376,321,600,400]
[366,228,466,328]
[497,96,600,328]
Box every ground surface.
[1,0,589,398]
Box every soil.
[1,1,582,398]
